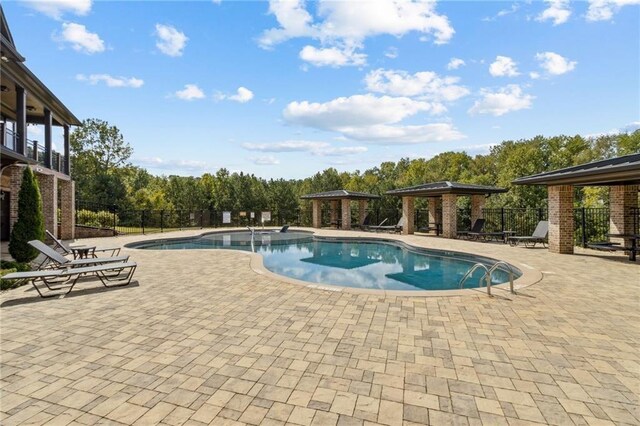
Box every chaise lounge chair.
[353,213,371,230]
[1,261,137,298]
[46,230,121,259]
[369,216,405,233]
[508,221,549,248]
[457,219,485,239]
[29,240,130,270]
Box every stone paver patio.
[1,228,638,425]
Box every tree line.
[71,119,639,214]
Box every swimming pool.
[128,231,521,291]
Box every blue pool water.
[129,231,520,291]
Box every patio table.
[606,233,639,261]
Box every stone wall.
[548,185,574,254]
[75,225,116,239]
[609,184,639,245]
[36,173,58,238]
[441,194,457,238]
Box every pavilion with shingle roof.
[300,190,380,229]
[386,181,507,238]
[513,153,640,254]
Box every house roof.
[386,181,507,197]
[300,190,381,201]
[512,153,640,186]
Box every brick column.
[402,196,415,235]
[59,179,75,240]
[36,173,58,239]
[470,194,485,226]
[548,185,574,254]
[312,200,321,229]
[330,200,338,227]
[428,197,442,234]
[341,199,351,230]
[609,185,639,246]
[441,194,457,238]
[8,166,24,231]
[358,200,368,226]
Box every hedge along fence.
[76,209,118,229]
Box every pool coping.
[126,228,543,297]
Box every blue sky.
[5,0,639,178]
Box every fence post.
[141,210,145,235]
[160,210,164,233]
[581,207,587,248]
[500,208,505,232]
[112,208,117,234]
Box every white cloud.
[23,0,91,19]
[76,74,144,88]
[535,51,577,76]
[468,84,534,116]
[364,69,469,103]
[299,45,366,67]
[586,0,640,22]
[483,3,520,21]
[489,56,519,77]
[384,47,398,59]
[529,71,541,80]
[155,24,188,57]
[56,22,105,54]
[584,121,640,138]
[242,140,368,156]
[259,0,454,68]
[215,87,255,103]
[283,94,464,144]
[251,155,280,165]
[447,58,465,70]
[134,157,213,174]
[536,0,572,25]
[174,84,205,100]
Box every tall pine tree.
[9,167,45,262]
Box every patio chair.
[46,230,120,259]
[457,219,486,239]
[28,240,130,270]
[353,213,371,230]
[1,261,137,298]
[508,221,549,248]
[278,225,289,233]
[370,216,405,233]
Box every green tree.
[9,167,45,262]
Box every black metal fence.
[76,200,634,245]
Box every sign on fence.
[261,211,271,223]
[223,211,231,224]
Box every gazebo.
[386,181,507,237]
[300,190,380,230]
[513,153,640,254]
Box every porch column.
[548,185,573,254]
[8,166,24,230]
[64,124,70,175]
[37,173,58,239]
[312,200,322,229]
[441,194,457,238]
[44,109,53,169]
[330,200,338,227]
[341,198,351,230]
[15,85,26,155]
[470,194,485,225]
[59,179,75,240]
[609,184,639,246]
[402,196,415,235]
[428,197,441,234]
[358,200,368,226]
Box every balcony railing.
[3,126,66,174]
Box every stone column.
[428,197,442,234]
[341,199,351,230]
[358,200,368,226]
[609,184,639,246]
[8,166,24,231]
[330,200,338,227]
[37,173,58,239]
[441,194,458,238]
[470,194,485,226]
[548,185,574,254]
[59,179,75,240]
[402,196,415,235]
[312,200,322,229]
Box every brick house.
[0,5,81,241]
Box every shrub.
[0,260,31,290]
[76,209,117,228]
[9,167,45,262]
